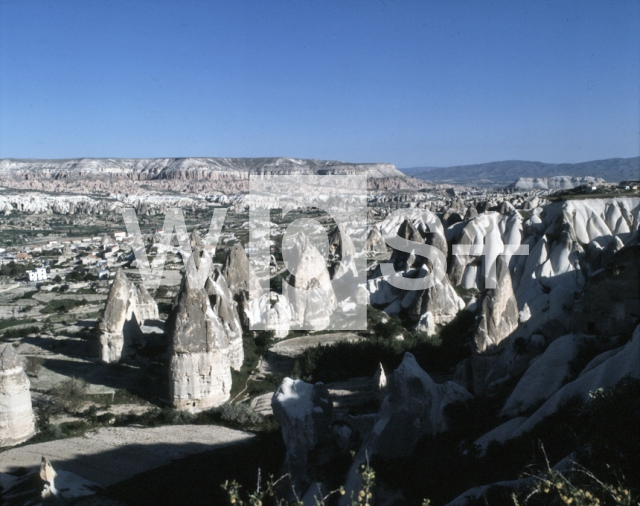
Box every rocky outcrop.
[97,269,159,363]
[0,157,415,202]
[40,456,58,498]
[245,292,294,338]
[510,176,605,191]
[222,243,262,299]
[365,225,387,254]
[0,345,35,446]
[473,255,519,352]
[368,212,464,328]
[500,333,593,417]
[0,455,102,505]
[284,235,337,330]
[168,277,233,411]
[477,325,640,449]
[340,353,471,505]
[205,269,244,371]
[364,353,472,459]
[271,378,333,490]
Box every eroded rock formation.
[168,276,233,411]
[284,235,337,330]
[205,269,244,371]
[0,345,36,446]
[271,378,333,491]
[97,269,159,363]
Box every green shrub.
[23,356,45,377]
[220,403,263,426]
[40,298,88,314]
[1,325,39,339]
[49,377,89,413]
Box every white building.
[27,267,48,282]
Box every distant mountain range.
[401,157,640,186]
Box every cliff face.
[510,176,605,190]
[0,157,407,192]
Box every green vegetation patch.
[0,319,37,331]
[40,298,91,314]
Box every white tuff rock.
[0,345,36,447]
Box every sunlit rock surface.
[0,345,35,447]
[205,269,244,371]
[168,277,232,411]
[97,269,159,363]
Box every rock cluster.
[0,345,35,447]
[97,269,159,363]
[367,211,464,335]
[168,263,245,411]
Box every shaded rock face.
[571,245,640,338]
[365,225,387,254]
[474,255,519,353]
[168,277,232,411]
[97,269,159,363]
[271,378,333,490]
[0,345,35,446]
[499,324,640,444]
[222,243,261,298]
[500,333,592,418]
[367,353,472,459]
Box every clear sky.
[0,0,638,167]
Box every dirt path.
[0,425,255,488]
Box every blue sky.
[0,0,638,167]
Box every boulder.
[0,345,36,446]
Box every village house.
[26,267,48,282]
[81,254,99,265]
